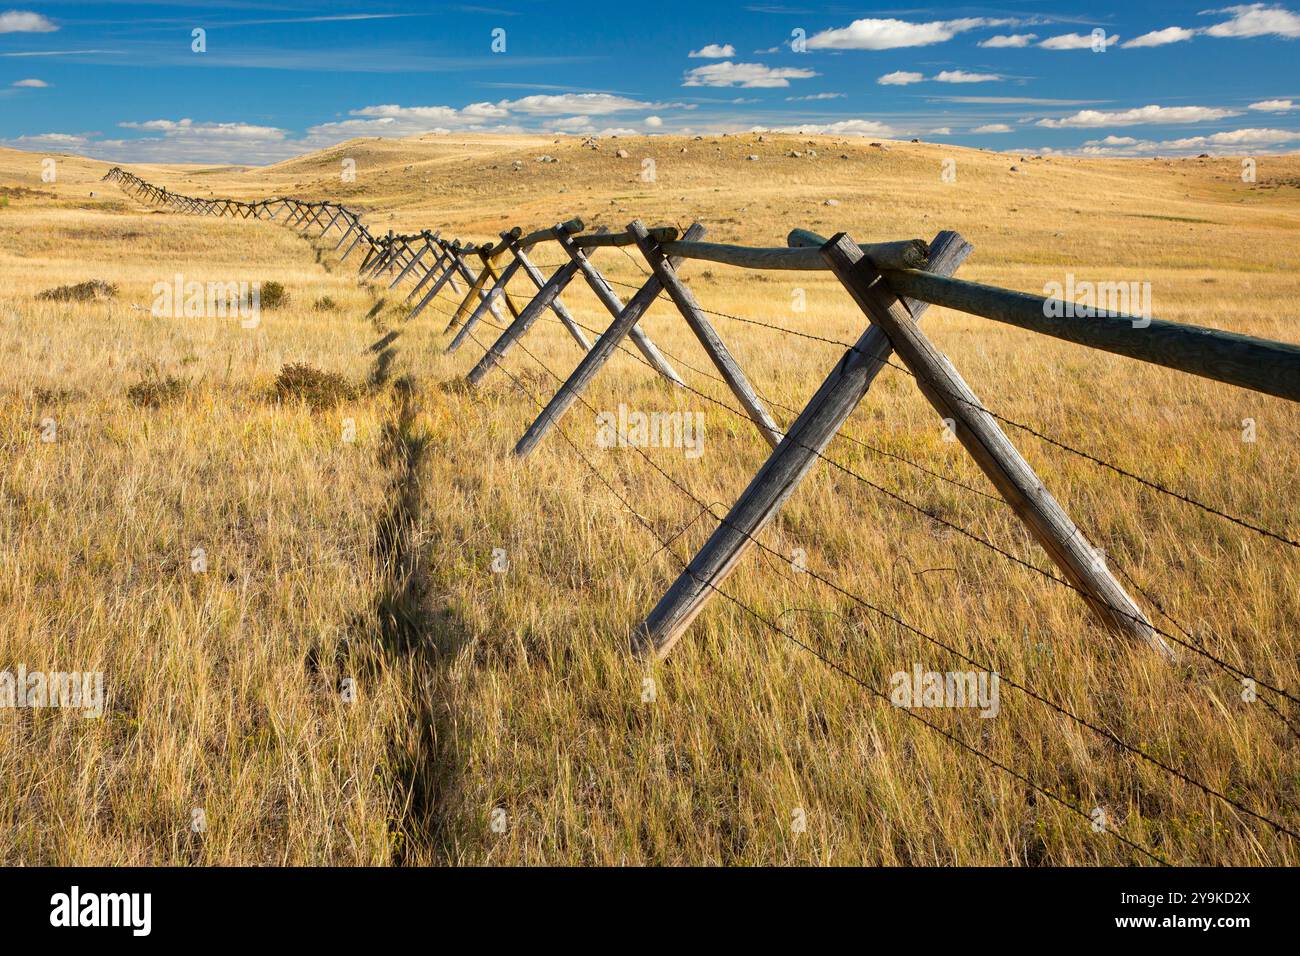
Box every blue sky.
[2,1,1298,164]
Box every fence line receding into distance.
[103,165,1300,664]
[97,164,1300,863]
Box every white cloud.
[1079,126,1299,155]
[644,115,663,128]
[118,118,287,141]
[806,16,1014,50]
[1037,104,1239,127]
[1121,26,1197,47]
[878,71,924,85]
[933,70,1002,83]
[11,77,47,87]
[546,116,595,131]
[0,10,57,33]
[979,33,1037,48]
[1039,32,1120,49]
[786,92,844,101]
[1248,98,1298,110]
[4,132,88,149]
[755,119,898,136]
[972,123,1012,133]
[682,61,817,88]
[498,93,669,115]
[688,43,735,58]
[1179,127,1298,145]
[1203,4,1300,39]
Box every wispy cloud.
[754,118,897,136]
[879,70,1001,86]
[1202,4,1300,39]
[933,70,1002,83]
[1039,32,1120,50]
[878,71,924,86]
[11,77,47,87]
[979,33,1037,48]
[682,61,816,88]
[1079,126,1299,155]
[1248,98,1298,111]
[1037,105,1240,128]
[972,123,1012,133]
[0,49,125,57]
[1121,26,1196,48]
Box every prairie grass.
[0,136,1297,865]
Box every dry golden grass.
[1,134,1297,865]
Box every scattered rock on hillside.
[615,148,630,158]
[534,154,557,163]
[746,154,759,161]
[823,199,839,206]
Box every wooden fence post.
[512,223,705,458]
[632,231,971,659]
[509,235,591,351]
[629,219,783,448]
[405,242,453,303]
[466,222,588,384]
[560,231,683,386]
[407,244,467,321]
[447,233,528,352]
[820,232,1173,659]
[388,233,436,289]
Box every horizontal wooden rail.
[790,229,1300,403]
[663,237,928,272]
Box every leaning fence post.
[447,232,527,352]
[562,229,686,380]
[389,233,435,290]
[512,223,704,458]
[820,232,1173,659]
[405,240,453,303]
[466,221,587,383]
[444,247,513,334]
[629,220,783,448]
[510,228,591,351]
[407,242,466,322]
[632,231,969,659]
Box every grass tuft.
[126,373,189,408]
[274,362,357,409]
[260,280,289,309]
[36,279,117,302]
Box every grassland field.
[1,132,1297,865]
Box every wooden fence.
[102,166,1300,666]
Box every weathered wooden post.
[510,230,591,350]
[629,220,783,448]
[388,233,437,289]
[462,218,590,382]
[512,223,704,458]
[632,231,967,659]
[407,242,468,322]
[820,232,1173,658]
[447,231,528,352]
